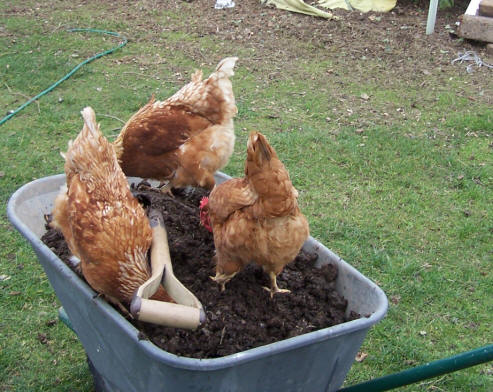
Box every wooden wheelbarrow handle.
[130,210,205,330]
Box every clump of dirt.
[41,184,360,359]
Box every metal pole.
[339,344,493,392]
[426,0,439,35]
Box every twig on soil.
[0,52,17,58]
[219,326,226,345]
[122,71,176,83]
[195,49,207,61]
[451,51,493,73]
[51,22,64,34]
[4,83,40,113]
[122,71,157,79]
[96,113,126,124]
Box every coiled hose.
[0,28,127,126]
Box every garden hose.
[0,28,127,127]
[339,343,493,392]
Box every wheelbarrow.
[8,172,388,392]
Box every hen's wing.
[208,178,257,224]
[114,58,238,159]
[113,96,212,179]
[115,97,212,157]
[68,175,152,301]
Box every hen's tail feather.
[64,106,124,189]
[256,132,272,162]
[81,106,98,135]
[215,57,238,77]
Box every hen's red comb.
[200,196,209,209]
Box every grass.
[0,1,492,391]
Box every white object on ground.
[215,0,235,9]
[452,51,493,73]
[262,0,337,19]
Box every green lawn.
[0,1,491,391]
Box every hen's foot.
[135,179,152,191]
[264,272,290,298]
[43,213,53,227]
[263,286,291,299]
[92,293,132,318]
[158,181,174,197]
[210,271,238,291]
[68,255,82,275]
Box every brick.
[479,0,493,17]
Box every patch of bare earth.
[118,0,492,129]
[127,1,491,76]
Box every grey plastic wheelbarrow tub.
[7,172,388,392]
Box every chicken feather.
[51,107,172,306]
[202,131,309,296]
[113,57,238,190]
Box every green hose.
[0,28,127,126]
[339,344,493,392]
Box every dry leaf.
[9,291,21,296]
[355,352,368,362]
[46,319,58,327]
[37,333,49,345]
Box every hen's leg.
[210,255,241,291]
[158,181,174,197]
[96,293,132,318]
[68,255,82,275]
[210,271,238,291]
[263,271,290,298]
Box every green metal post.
[339,344,493,392]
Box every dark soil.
[41,184,360,359]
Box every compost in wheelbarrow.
[42,183,361,358]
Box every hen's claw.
[265,272,290,298]
[158,181,174,197]
[44,213,52,223]
[263,286,291,298]
[210,271,238,291]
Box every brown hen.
[200,131,309,297]
[50,107,173,309]
[113,57,238,192]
